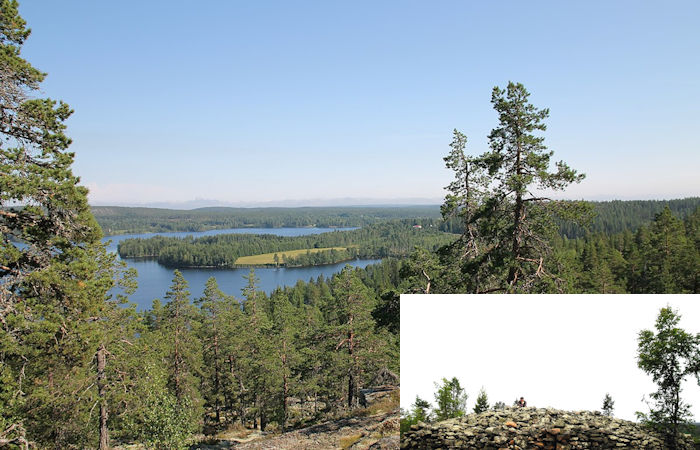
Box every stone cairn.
[401,407,695,449]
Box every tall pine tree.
[0,1,125,446]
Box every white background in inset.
[401,294,700,422]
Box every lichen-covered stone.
[400,407,694,449]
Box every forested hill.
[559,197,700,238]
[93,199,699,238]
[92,205,442,235]
[118,220,457,268]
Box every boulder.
[400,407,694,449]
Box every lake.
[104,227,380,310]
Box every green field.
[235,247,349,265]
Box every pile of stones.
[401,407,695,449]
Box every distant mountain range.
[90,197,444,210]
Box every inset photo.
[401,295,700,449]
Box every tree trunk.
[508,134,524,288]
[281,341,289,430]
[173,301,183,400]
[213,330,221,424]
[228,354,246,426]
[97,344,109,450]
[347,326,355,408]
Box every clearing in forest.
[235,247,349,265]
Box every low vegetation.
[235,246,350,266]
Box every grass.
[339,433,363,449]
[235,247,348,265]
[355,389,400,417]
[213,423,259,441]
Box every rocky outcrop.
[401,407,694,449]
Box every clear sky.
[401,295,700,422]
[19,1,700,206]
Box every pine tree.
[439,130,489,292]
[268,289,302,430]
[241,269,275,430]
[473,388,489,414]
[329,267,379,409]
[602,393,614,417]
[644,207,691,293]
[400,396,432,433]
[145,271,203,439]
[195,277,239,426]
[479,82,586,292]
[436,83,589,293]
[0,1,124,446]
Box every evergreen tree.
[439,129,489,292]
[644,207,692,293]
[602,393,614,417]
[0,1,125,446]
[492,401,506,411]
[473,388,489,414]
[195,277,239,426]
[163,271,201,402]
[268,289,302,430]
[435,83,589,293]
[400,396,432,433]
[296,300,327,418]
[145,271,203,440]
[329,267,380,409]
[241,269,275,430]
[477,82,586,292]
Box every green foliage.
[92,205,442,235]
[479,82,586,292]
[602,393,614,417]
[473,388,489,414]
[0,1,128,446]
[117,220,457,268]
[327,267,381,408]
[433,377,468,421]
[559,198,700,239]
[400,396,432,433]
[553,206,700,294]
[120,363,198,450]
[492,401,506,411]
[432,82,588,294]
[637,307,700,448]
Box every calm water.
[103,228,379,310]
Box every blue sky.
[20,1,700,206]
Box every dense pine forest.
[95,198,699,239]
[92,205,442,235]
[557,198,700,239]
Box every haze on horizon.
[20,1,700,206]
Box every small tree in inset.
[492,401,506,411]
[433,377,468,421]
[400,396,433,433]
[602,393,615,417]
[473,388,490,414]
[637,306,700,449]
